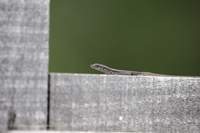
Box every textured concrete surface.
[0,0,49,131]
[9,131,138,133]
[9,131,137,133]
[50,73,200,132]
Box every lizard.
[90,63,198,77]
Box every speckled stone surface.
[50,73,200,132]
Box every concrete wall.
[0,0,49,131]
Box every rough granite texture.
[50,73,200,132]
[0,0,49,130]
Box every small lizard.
[90,63,197,77]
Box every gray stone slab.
[49,73,200,132]
[0,0,49,131]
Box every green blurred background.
[50,0,200,76]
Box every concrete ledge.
[49,73,200,132]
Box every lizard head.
[90,63,109,73]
